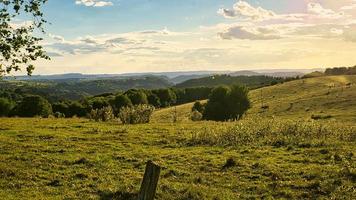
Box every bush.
[191,110,203,121]
[54,112,65,118]
[16,95,52,117]
[192,101,205,113]
[203,85,250,121]
[0,97,14,117]
[90,106,115,122]
[118,104,154,124]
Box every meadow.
[0,75,355,199]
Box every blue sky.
[26,0,356,74]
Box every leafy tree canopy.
[0,0,49,76]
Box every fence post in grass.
[138,160,161,200]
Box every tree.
[147,93,161,108]
[203,85,250,121]
[16,95,52,117]
[89,97,110,110]
[0,0,49,76]
[111,94,132,115]
[67,101,87,117]
[0,97,13,116]
[152,89,176,107]
[125,89,148,105]
[226,85,250,120]
[203,86,230,121]
[52,102,69,117]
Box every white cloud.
[45,28,183,56]
[307,3,345,19]
[215,1,355,41]
[75,0,113,7]
[341,0,356,10]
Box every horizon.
[6,67,326,77]
[13,0,356,75]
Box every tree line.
[0,87,211,118]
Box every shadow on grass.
[98,190,137,200]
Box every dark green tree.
[125,89,148,105]
[152,89,176,107]
[16,95,52,117]
[147,93,161,108]
[111,94,132,115]
[203,85,250,121]
[89,97,110,110]
[0,0,49,76]
[52,102,69,117]
[0,97,14,116]
[68,101,87,117]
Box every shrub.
[16,95,52,117]
[203,85,250,121]
[191,110,203,121]
[0,97,14,117]
[54,112,65,118]
[192,101,205,113]
[90,106,115,122]
[118,104,154,124]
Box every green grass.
[153,75,356,123]
[0,118,355,199]
[1,75,356,199]
[249,75,356,122]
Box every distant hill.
[175,74,284,89]
[0,75,173,101]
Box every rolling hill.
[153,75,356,123]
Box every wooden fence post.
[138,160,161,200]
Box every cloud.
[307,3,345,19]
[218,1,304,21]
[45,28,181,56]
[341,0,356,10]
[218,25,282,40]
[75,0,113,7]
[215,1,355,41]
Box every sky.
[23,0,356,74]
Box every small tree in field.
[203,85,250,121]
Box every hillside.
[154,75,356,123]
[175,75,284,89]
[0,76,173,101]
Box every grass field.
[0,75,356,199]
[152,75,356,123]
